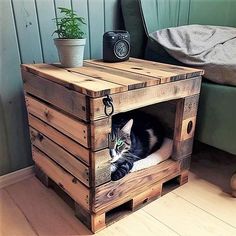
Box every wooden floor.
[1,143,236,236]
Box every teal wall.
[0,0,121,175]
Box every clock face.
[114,40,130,59]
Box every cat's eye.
[117,139,124,146]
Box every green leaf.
[52,6,86,39]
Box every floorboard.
[1,143,236,236]
[0,189,37,236]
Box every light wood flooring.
[1,143,236,236]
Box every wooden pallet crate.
[22,58,203,233]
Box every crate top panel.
[21,58,204,98]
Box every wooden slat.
[129,58,204,79]
[93,159,180,213]
[172,138,194,160]
[87,58,204,83]
[69,66,146,90]
[182,94,200,120]
[130,184,162,211]
[28,114,90,165]
[90,77,202,120]
[22,70,88,121]
[70,62,161,89]
[90,118,111,150]
[177,117,196,141]
[172,94,199,160]
[22,64,126,97]
[32,147,90,210]
[26,95,89,147]
[90,149,111,187]
[30,128,90,187]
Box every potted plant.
[53,7,86,67]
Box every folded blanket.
[130,138,173,172]
[150,25,236,86]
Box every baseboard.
[0,166,34,189]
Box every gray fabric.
[150,25,236,86]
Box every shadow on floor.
[191,141,236,194]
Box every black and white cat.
[110,111,164,181]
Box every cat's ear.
[121,119,133,135]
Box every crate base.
[35,164,188,233]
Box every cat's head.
[109,119,133,163]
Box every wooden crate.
[22,58,203,233]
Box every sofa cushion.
[150,25,236,86]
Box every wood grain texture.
[30,128,90,187]
[128,58,204,80]
[2,147,236,236]
[90,77,202,120]
[174,172,236,227]
[35,164,50,187]
[90,118,111,150]
[75,203,106,233]
[91,149,111,187]
[69,65,149,90]
[130,184,162,211]
[93,160,180,213]
[28,114,90,165]
[144,192,236,236]
[22,69,88,121]
[88,58,204,83]
[172,138,194,160]
[5,177,90,236]
[96,209,178,236]
[179,155,192,170]
[84,61,161,87]
[177,170,189,185]
[32,147,90,210]
[22,64,126,97]
[172,95,200,159]
[0,189,37,236]
[26,95,89,147]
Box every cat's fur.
[110,111,164,181]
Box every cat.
[110,111,164,181]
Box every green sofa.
[121,0,236,155]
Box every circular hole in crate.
[187,121,193,134]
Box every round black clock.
[103,31,130,62]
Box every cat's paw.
[111,171,122,181]
[110,163,117,173]
[111,168,127,181]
